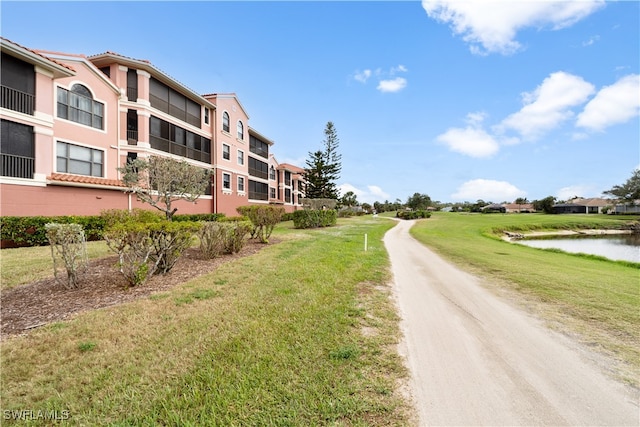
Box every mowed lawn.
[410,212,639,387]
[1,217,412,426]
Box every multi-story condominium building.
[1,38,304,217]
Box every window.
[222,173,231,190]
[1,119,34,179]
[1,53,35,115]
[57,84,104,130]
[149,116,211,163]
[248,157,269,179]
[269,165,276,180]
[238,176,245,192]
[249,180,269,200]
[222,144,230,160]
[270,187,276,199]
[56,141,103,177]
[149,77,200,127]
[250,134,269,158]
[237,149,244,165]
[222,112,230,132]
[204,107,210,125]
[237,120,244,140]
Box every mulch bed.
[1,240,270,339]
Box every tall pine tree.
[304,122,342,200]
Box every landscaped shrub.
[292,209,337,229]
[198,220,253,259]
[237,205,285,243]
[1,215,106,247]
[396,210,431,220]
[45,223,88,289]
[173,213,225,222]
[103,209,202,286]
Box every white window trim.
[222,172,232,193]
[237,149,244,166]
[222,143,231,161]
[54,138,107,178]
[237,176,246,194]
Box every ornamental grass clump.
[45,223,88,289]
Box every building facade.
[1,38,304,218]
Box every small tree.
[237,205,285,243]
[119,156,211,220]
[533,196,557,214]
[341,191,358,208]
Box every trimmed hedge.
[292,209,337,229]
[1,215,106,247]
[0,211,227,248]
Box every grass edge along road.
[410,212,639,389]
[1,217,414,426]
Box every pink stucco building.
[1,38,305,218]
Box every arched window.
[222,111,230,132]
[57,83,104,129]
[237,120,244,140]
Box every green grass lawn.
[410,212,639,386]
[2,212,638,425]
[1,217,413,426]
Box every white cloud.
[582,35,600,47]
[354,69,372,83]
[452,179,526,202]
[390,64,408,74]
[498,71,595,140]
[555,184,598,200]
[436,112,499,158]
[576,74,640,131]
[338,183,390,205]
[422,0,605,55]
[377,77,407,93]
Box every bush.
[236,206,285,243]
[103,210,202,286]
[198,220,253,258]
[45,223,88,289]
[292,209,337,229]
[173,213,225,222]
[1,215,106,247]
[396,210,431,220]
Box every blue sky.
[2,1,638,204]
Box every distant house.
[504,203,535,213]
[482,203,506,213]
[612,202,640,214]
[553,198,612,214]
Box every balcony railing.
[1,153,34,179]
[127,87,138,102]
[127,130,138,144]
[1,85,34,115]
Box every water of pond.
[517,234,640,263]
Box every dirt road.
[383,219,639,426]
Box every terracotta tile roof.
[48,173,124,188]
[278,163,305,173]
[1,37,76,73]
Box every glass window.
[237,120,244,140]
[222,112,230,132]
[269,165,276,180]
[237,149,244,165]
[204,107,209,125]
[56,84,104,130]
[56,141,103,177]
[238,176,245,192]
[222,144,230,160]
[222,173,231,190]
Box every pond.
[517,234,640,263]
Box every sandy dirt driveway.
[383,219,639,426]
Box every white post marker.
[364,233,368,251]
